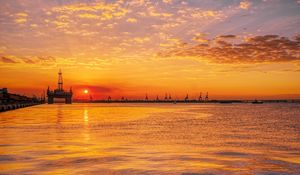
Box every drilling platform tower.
[47,69,72,104]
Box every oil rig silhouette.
[47,69,72,104]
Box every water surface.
[0,103,300,174]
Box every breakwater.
[0,103,42,112]
[0,88,44,112]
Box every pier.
[0,88,44,112]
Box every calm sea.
[0,103,300,175]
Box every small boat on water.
[252,100,264,104]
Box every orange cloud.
[239,1,251,10]
[52,3,115,13]
[162,0,173,4]
[193,33,209,43]
[15,18,27,23]
[52,20,69,29]
[147,6,173,17]
[158,35,300,64]
[14,12,28,24]
[51,2,128,20]
[191,10,223,19]
[16,12,28,17]
[133,37,151,44]
[126,18,137,23]
[77,13,99,19]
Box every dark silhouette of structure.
[185,94,189,102]
[47,69,72,104]
[107,96,112,102]
[198,92,202,101]
[1,88,43,112]
[156,95,159,101]
[205,92,209,101]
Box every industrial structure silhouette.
[47,69,73,104]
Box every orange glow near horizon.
[0,1,299,100]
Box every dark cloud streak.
[0,56,18,63]
[0,55,56,65]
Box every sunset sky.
[0,0,300,100]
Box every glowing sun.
[84,89,88,94]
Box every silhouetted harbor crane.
[205,92,209,101]
[198,92,202,101]
[185,94,189,102]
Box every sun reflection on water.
[83,108,90,144]
[83,108,89,125]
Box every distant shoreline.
[73,99,300,104]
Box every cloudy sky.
[0,0,299,99]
